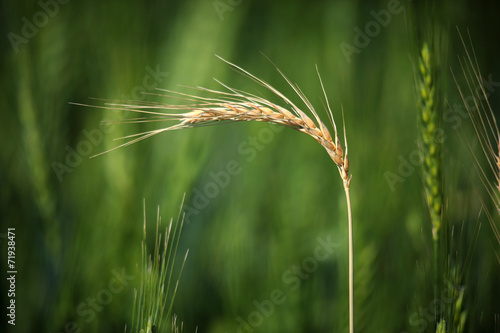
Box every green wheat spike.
[417,41,444,325]
[418,42,443,242]
[130,201,188,333]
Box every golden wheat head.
[75,56,351,188]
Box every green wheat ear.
[452,286,466,333]
[428,282,468,333]
[418,42,443,242]
[416,40,444,323]
[129,199,189,333]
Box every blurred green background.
[1,0,500,332]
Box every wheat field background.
[1,0,499,332]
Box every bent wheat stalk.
[75,56,354,332]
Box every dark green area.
[1,0,499,332]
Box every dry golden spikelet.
[82,56,351,188]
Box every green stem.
[433,232,439,318]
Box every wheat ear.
[416,42,443,313]
[75,56,353,332]
[132,198,188,333]
[86,58,350,185]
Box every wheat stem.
[345,184,354,333]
